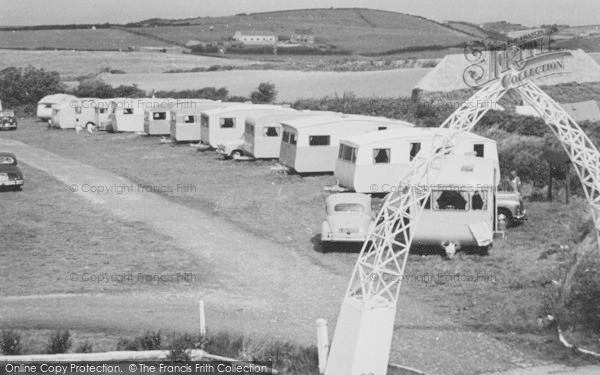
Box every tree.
[250,82,277,104]
[0,66,64,108]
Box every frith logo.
[463,28,572,88]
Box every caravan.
[37,94,77,121]
[144,99,216,136]
[200,104,297,149]
[107,98,173,133]
[279,115,414,173]
[335,128,499,193]
[93,99,113,130]
[50,98,98,129]
[412,154,497,249]
[219,110,333,158]
[169,102,231,142]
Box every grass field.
[0,29,171,51]
[100,68,430,100]
[129,8,474,55]
[0,50,261,79]
[0,163,212,297]
[3,120,600,362]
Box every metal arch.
[345,78,510,306]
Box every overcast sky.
[1,0,598,27]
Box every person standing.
[510,170,522,194]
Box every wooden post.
[548,161,553,201]
[566,162,571,204]
[316,319,329,374]
[199,300,206,337]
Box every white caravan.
[279,114,414,173]
[50,98,98,129]
[37,94,77,121]
[335,128,499,193]
[169,102,232,142]
[144,99,216,136]
[413,154,497,249]
[200,104,298,149]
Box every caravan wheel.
[231,150,243,158]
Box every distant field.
[0,50,260,78]
[130,8,473,54]
[0,29,170,50]
[100,68,431,101]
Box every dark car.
[0,111,17,131]
[0,152,24,190]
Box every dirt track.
[0,137,536,375]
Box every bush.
[1,329,22,355]
[71,80,145,98]
[0,66,65,108]
[75,340,93,353]
[250,82,277,104]
[167,333,204,361]
[153,87,228,101]
[115,331,162,351]
[46,330,72,354]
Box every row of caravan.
[39,95,502,249]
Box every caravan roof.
[340,127,492,148]
[282,114,412,130]
[201,104,289,117]
[38,93,76,104]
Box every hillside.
[127,8,476,54]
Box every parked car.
[216,138,246,159]
[321,193,375,249]
[497,190,527,227]
[0,152,24,190]
[0,110,17,131]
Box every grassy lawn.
[3,119,600,363]
[0,162,213,297]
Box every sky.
[1,0,599,27]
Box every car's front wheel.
[231,150,243,158]
[498,208,513,228]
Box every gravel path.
[0,137,535,375]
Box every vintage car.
[497,190,527,227]
[321,193,375,248]
[0,152,24,190]
[0,110,17,131]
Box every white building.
[233,31,278,45]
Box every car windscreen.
[334,203,364,212]
[0,156,15,164]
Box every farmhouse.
[233,31,278,45]
[279,114,414,173]
[334,128,499,193]
[290,28,315,45]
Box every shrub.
[204,332,246,359]
[71,80,146,98]
[167,333,204,361]
[250,82,277,104]
[115,331,162,351]
[75,340,93,353]
[0,66,65,108]
[153,87,228,101]
[1,329,22,355]
[46,330,72,354]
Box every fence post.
[316,319,329,374]
[199,301,206,337]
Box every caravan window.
[410,142,421,161]
[220,117,236,128]
[373,148,390,164]
[309,135,330,146]
[290,133,297,145]
[474,144,484,157]
[433,190,469,211]
[282,131,290,143]
[264,127,279,137]
[184,115,196,123]
[123,108,134,115]
[99,108,107,114]
[378,126,387,130]
[471,191,487,210]
[338,144,357,163]
[153,112,166,120]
